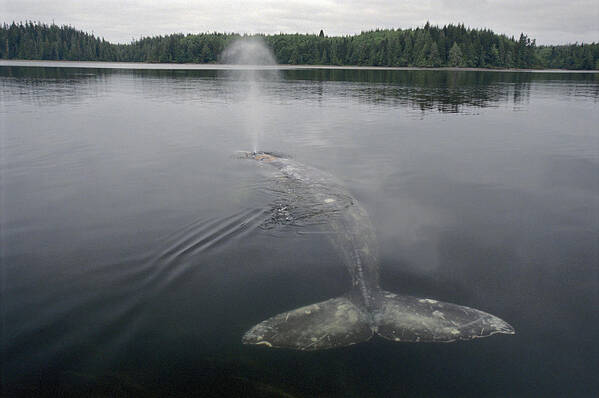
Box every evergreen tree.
[429,42,441,66]
[448,42,464,67]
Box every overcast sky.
[2,0,598,45]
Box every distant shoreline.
[2,59,597,73]
[4,22,597,71]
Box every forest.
[1,21,598,70]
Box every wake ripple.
[158,207,267,263]
[22,207,271,366]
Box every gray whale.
[240,151,514,350]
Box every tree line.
[1,21,598,70]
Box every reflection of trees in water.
[131,69,233,103]
[341,84,522,114]
[0,66,110,106]
[128,69,219,79]
[0,67,225,106]
[283,69,599,113]
[2,66,597,111]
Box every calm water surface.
[1,64,598,397]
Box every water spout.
[221,37,280,152]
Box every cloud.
[1,0,597,44]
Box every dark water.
[1,64,598,397]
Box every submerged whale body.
[240,151,514,350]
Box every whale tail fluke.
[243,291,514,350]
[242,296,373,350]
[373,291,515,343]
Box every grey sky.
[2,0,598,45]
